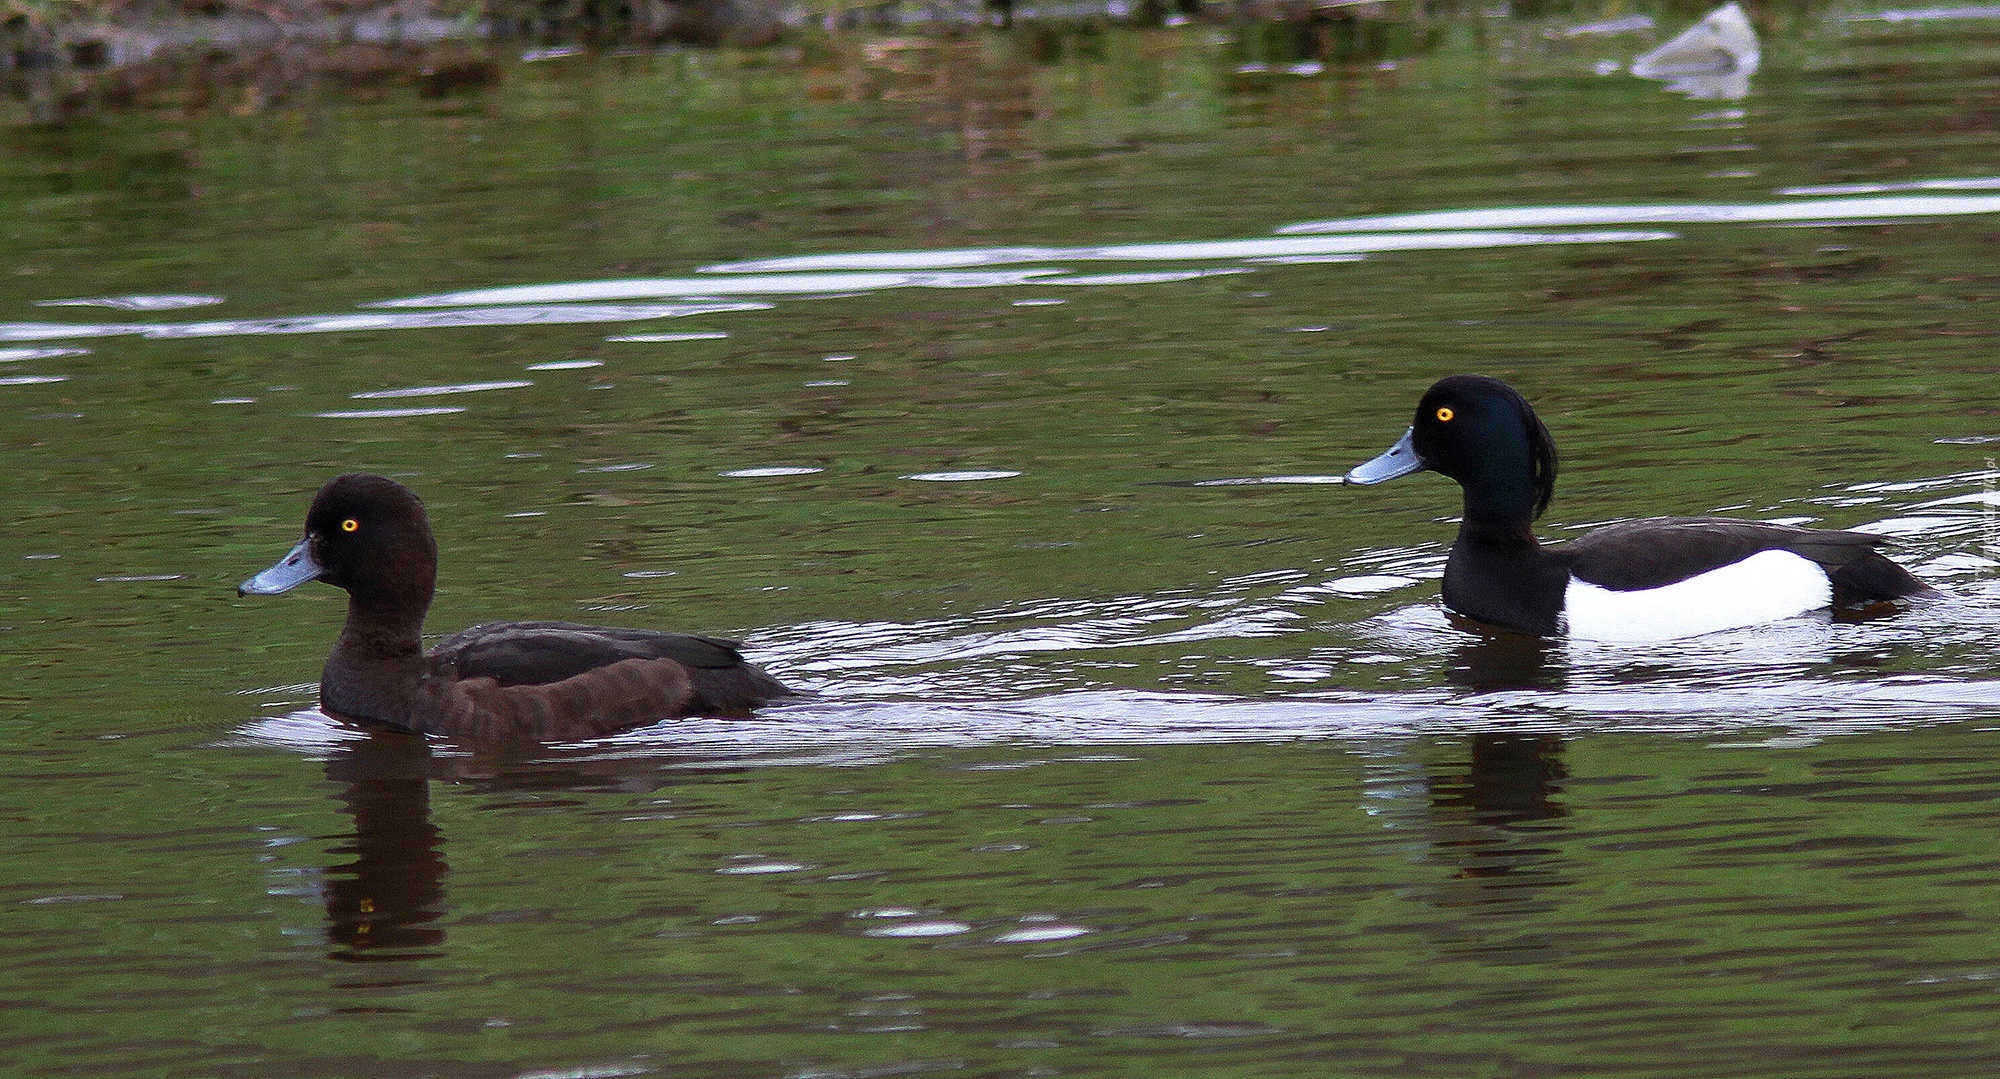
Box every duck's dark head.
[239,474,438,610]
[1345,375,1559,528]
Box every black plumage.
[1346,375,1932,636]
[1560,517,1915,601]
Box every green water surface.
[6,9,2000,1077]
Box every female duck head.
[1346,375,1559,525]
[239,474,438,608]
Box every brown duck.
[239,474,791,740]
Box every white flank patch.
[1563,548,1832,642]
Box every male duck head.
[1345,374,1559,532]
[239,474,438,611]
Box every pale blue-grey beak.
[239,540,322,596]
[1344,426,1425,485]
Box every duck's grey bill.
[1344,427,1425,485]
[239,541,321,596]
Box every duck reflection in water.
[1425,727,1572,933]
[1443,615,1566,694]
[1440,626,1570,882]
[315,730,745,965]
[320,731,448,962]
[1357,626,1571,915]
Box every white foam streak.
[692,230,1675,274]
[352,380,533,399]
[1277,195,2000,234]
[0,302,768,342]
[34,294,224,311]
[0,347,90,361]
[376,270,1069,307]
[1782,177,2000,196]
[1842,4,2000,20]
[315,406,467,418]
[1043,269,1248,285]
[225,673,2000,762]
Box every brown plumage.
[240,474,792,740]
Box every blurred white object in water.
[1564,14,1655,36]
[35,294,224,311]
[1630,2,1760,99]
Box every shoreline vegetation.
[0,0,1884,122]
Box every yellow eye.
[340,518,360,533]
[1436,407,1455,422]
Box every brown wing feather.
[432,621,750,687]
[413,657,700,740]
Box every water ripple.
[376,270,1069,306]
[0,302,768,342]
[314,406,467,419]
[901,471,1023,482]
[351,380,534,399]
[34,294,224,311]
[1278,194,2000,234]
[605,331,731,342]
[1840,5,2000,21]
[1781,176,2000,196]
[694,230,1675,274]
